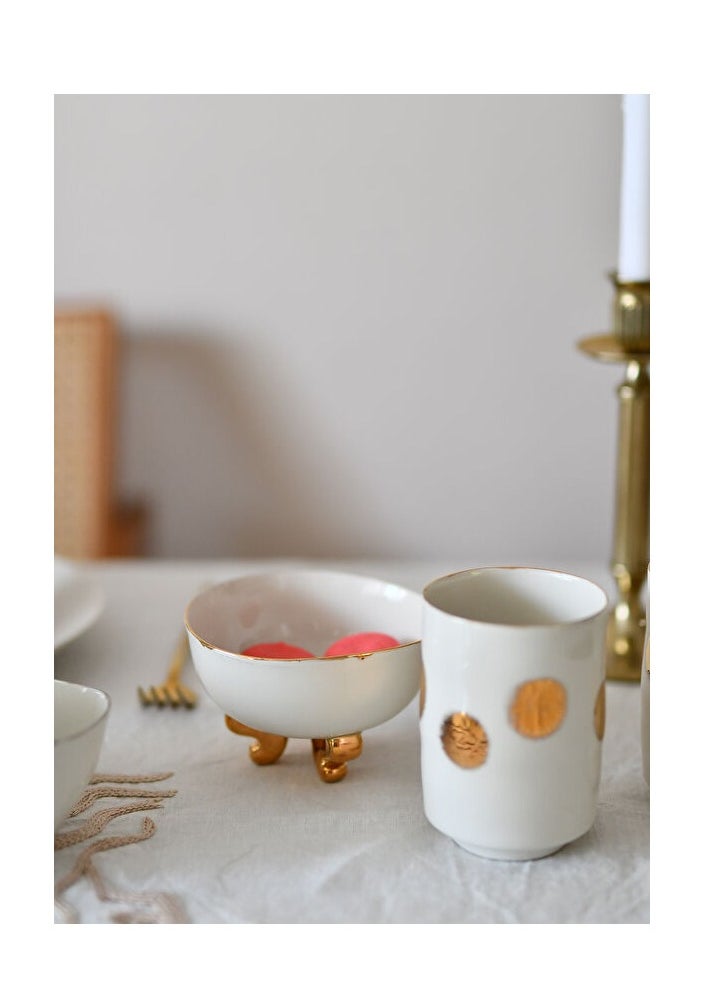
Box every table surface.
[53,558,649,924]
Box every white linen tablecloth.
[53,558,649,924]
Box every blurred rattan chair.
[55,308,147,559]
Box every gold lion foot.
[224,717,363,782]
[311,734,363,783]
[225,715,288,765]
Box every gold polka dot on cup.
[441,712,489,768]
[510,678,566,738]
[594,682,606,740]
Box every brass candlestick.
[578,274,649,682]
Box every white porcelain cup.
[420,567,608,861]
[55,680,110,830]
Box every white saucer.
[54,557,105,649]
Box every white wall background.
[55,94,623,563]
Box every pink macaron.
[324,632,400,657]
[242,641,315,660]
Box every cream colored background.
[54,94,623,561]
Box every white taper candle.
[617,94,650,282]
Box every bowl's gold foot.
[224,715,288,765]
[311,733,363,783]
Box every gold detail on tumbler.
[510,678,566,738]
[224,716,288,765]
[419,666,426,718]
[441,713,489,768]
[578,275,649,682]
[311,734,363,782]
[594,683,606,740]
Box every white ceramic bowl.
[185,569,422,738]
[54,679,110,829]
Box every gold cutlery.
[138,631,197,709]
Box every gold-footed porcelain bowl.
[185,569,422,782]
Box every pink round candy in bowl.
[184,569,422,782]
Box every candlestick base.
[606,591,647,682]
